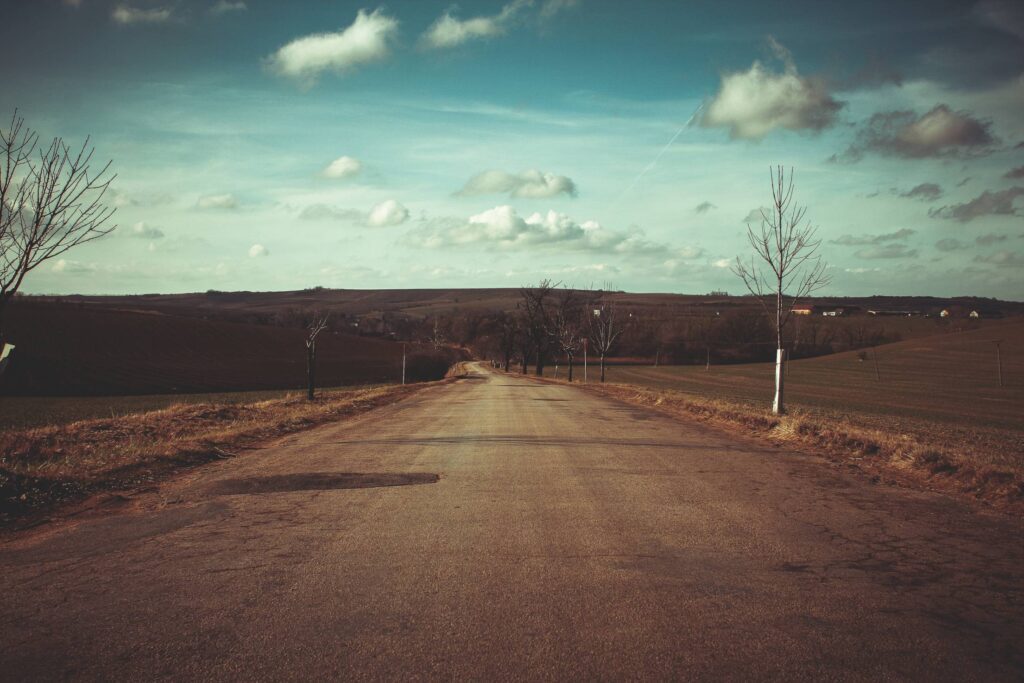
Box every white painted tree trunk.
[772,347,785,415]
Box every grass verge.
[562,378,1023,514]
[0,382,438,527]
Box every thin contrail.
[620,102,704,198]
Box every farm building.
[970,310,980,318]
[792,307,814,315]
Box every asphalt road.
[2,363,1022,680]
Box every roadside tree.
[732,166,829,414]
[0,111,116,352]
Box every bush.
[404,351,455,382]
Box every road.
[2,363,1022,680]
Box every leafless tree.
[552,286,584,381]
[0,111,116,349]
[305,313,329,400]
[588,297,628,382]
[495,311,519,372]
[732,166,830,414]
[519,279,557,376]
[429,317,446,350]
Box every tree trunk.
[600,353,607,382]
[654,347,660,367]
[534,350,545,376]
[567,354,574,382]
[306,343,316,401]
[773,281,785,415]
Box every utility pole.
[401,342,406,385]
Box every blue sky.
[5,0,1024,298]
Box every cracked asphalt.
[2,362,1022,680]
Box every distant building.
[792,307,813,315]
[869,310,919,317]
[940,309,950,318]
[970,310,980,318]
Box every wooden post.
[872,347,880,381]
[402,342,406,385]
[705,347,710,372]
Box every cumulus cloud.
[700,38,843,140]
[1005,166,1024,179]
[899,183,943,201]
[267,9,398,85]
[855,244,918,259]
[974,250,1024,267]
[694,201,716,214]
[421,0,528,49]
[52,259,94,273]
[111,5,172,24]
[322,155,362,179]
[929,187,1024,222]
[836,105,997,161]
[406,205,662,255]
[248,244,268,258]
[124,221,164,239]
[935,238,967,252]
[712,258,732,268]
[830,228,915,246]
[210,1,246,15]
[197,193,238,210]
[457,170,577,198]
[298,204,364,222]
[367,199,409,227]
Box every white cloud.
[539,0,581,20]
[712,258,732,268]
[267,9,398,85]
[111,5,173,25]
[322,155,362,179]
[701,38,843,140]
[367,199,409,227]
[197,193,238,210]
[406,206,662,254]
[248,244,268,258]
[125,221,165,239]
[457,169,577,198]
[210,1,246,15]
[52,259,94,273]
[298,204,364,222]
[421,0,528,49]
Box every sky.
[4,0,1024,299]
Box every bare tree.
[588,298,628,383]
[305,313,329,401]
[519,279,557,376]
[0,111,116,349]
[552,287,584,381]
[495,311,519,372]
[732,166,830,414]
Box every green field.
[602,319,1024,471]
[0,384,393,431]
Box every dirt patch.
[206,472,440,496]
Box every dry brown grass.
[0,382,437,524]
[580,382,1023,513]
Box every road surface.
[2,363,1022,680]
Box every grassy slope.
[0,382,438,524]
[603,318,1024,474]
